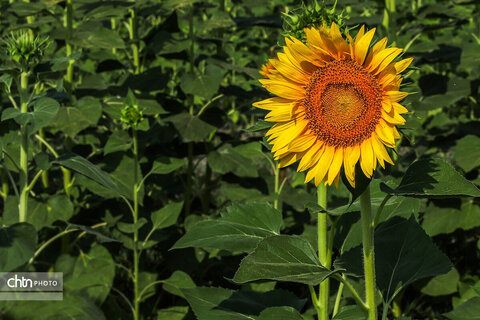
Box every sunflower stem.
[273,165,280,210]
[317,183,329,320]
[360,185,377,320]
[132,128,140,320]
[18,71,29,223]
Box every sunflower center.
[303,59,383,147]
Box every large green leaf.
[166,112,216,142]
[50,97,102,138]
[1,97,59,134]
[335,216,451,303]
[444,297,480,320]
[63,245,115,304]
[233,235,337,285]
[0,223,37,271]
[182,287,305,320]
[454,135,480,172]
[380,158,480,198]
[163,270,196,298]
[53,154,121,195]
[255,307,303,320]
[207,143,260,178]
[172,202,282,253]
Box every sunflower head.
[254,23,413,188]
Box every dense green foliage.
[0,0,479,319]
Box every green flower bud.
[282,0,349,41]
[121,104,144,128]
[3,30,50,71]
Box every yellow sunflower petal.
[360,138,375,178]
[354,27,376,65]
[375,119,396,148]
[313,145,335,186]
[382,108,406,125]
[394,57,413,74]
[392,102,408,114]
[298,142,324,171]
[385,90,409,102]
[327,147,344,185]
[253,97,295,110]
[372,133,394,167]
[288,134,317,152]
[259,79,305,100]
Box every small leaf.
[151,201,184,230]
[380,158,480,198]
[53,153,121,195]
[0,223,37,271]
[29,97,60,133]
[117,218,148,234]
[256,307,303,320]
[332,305,365,320]
[150,157,186,175]
[233,235,337,285]
[171,202,282,253]
[163,270,196,298]
[454,135,480,172]
[180,65,224,99]
[166,112,216,142]
[245,120,273,132]
[104,131,132,155]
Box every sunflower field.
[0,0,479,319]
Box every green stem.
[18,72,29,223]
[0,169,8,201]
[185,142,194,216]
[273,165,280,210]
[111,18,117,55]
[132,128,140,320]
[65,0,74,87]
[39,129,49,189]
[333,276,345,316]
[129,7,140,74]
[317,183,329,320]
[360,185,377,320]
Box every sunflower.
[254,22,412,187]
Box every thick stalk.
[317,184,329,320]
[360,185,377,320]
[18,72,29,223]
[129,7,140,74]
[0,169,8,200]
[132,128,140,320]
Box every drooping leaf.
[157,306,189,320]
[171,202,282,253]
[255,307,303,320]
[0,223,37,271]
[332,305,365,320]
[53,154,121,195]
[233,235,337,285]
[149,157,186,175]
[335,216,452,303]
[380,158,480,198]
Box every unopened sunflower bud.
[3,30,50,71]
[282,0,349,41]
[121,104,143,128]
